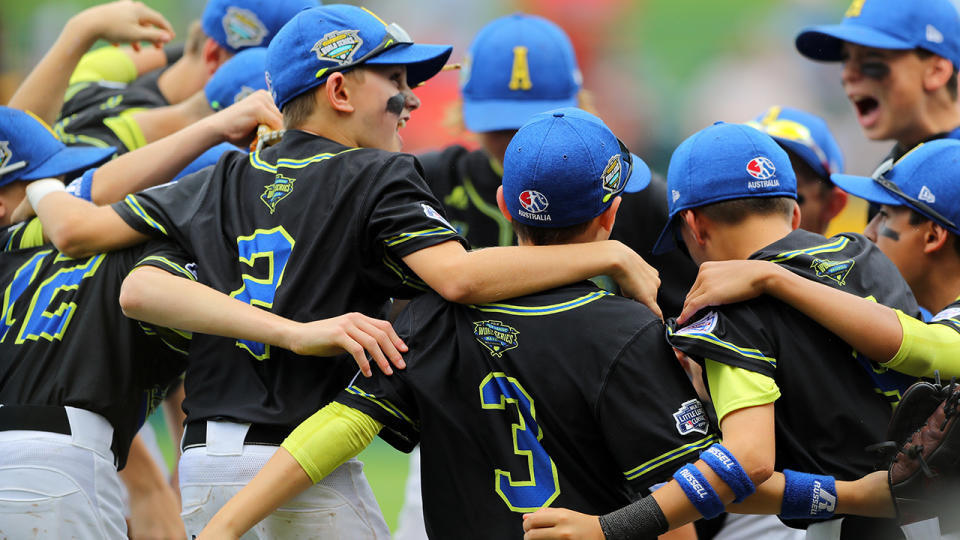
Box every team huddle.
[1,0,959,539]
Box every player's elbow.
[47,224,97,259]
[431,277,479,304]
[119,270,153,320]
[738,448,775,486]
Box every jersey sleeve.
[884,308,960,379]
[334,301,421,452]
[127,240,197,356]
[111,169,211,253]
[362,154,467,259]
[666,305,778,378]
[704,359,781,424]
[598,322,720,493]
[69,47,138,85]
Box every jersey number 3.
[230,227,295,361]
[479,372,560,512]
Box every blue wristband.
[674,463,725,519]
[780,469,837,520]
[700,443,755,503]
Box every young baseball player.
[746,106,848,235]
[522,122,919,540]
[23,5,662,537]
[795,0,960,166]
[194,107,713,540]
[420,13,696,317]
[0,105,410,539]
[679,138,960,384]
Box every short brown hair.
[185,21,207,57]
[907,208,960,258]
[915,49,959,101]
[511,220,591,246]
[698,196,796,225]
[281,69,366,129]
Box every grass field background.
[148,412,411,531]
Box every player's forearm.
[198,447,312,540]
[8,17,101,124]
[763,265,903,362]
[120,267,299,350]
[412,240,639,304]
[886,311,960,378]
[32,189,146,258]
[90,117,224,205]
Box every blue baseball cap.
[460,14,581,133]
[202,0,320,54]
[831,139,960,235]
[502,108,650,228]
[651,122,797,255]
[796,0,960,69]
[745,106,845,179]
[266,5,453,110]
[205,47,269,111]
[0,107,115,188]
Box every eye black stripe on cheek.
[879,225,900,241]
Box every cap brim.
[22,145,116,181]
[366,43,453,87]
[462,97,579,132]
[776,139,830,178]
[651,214,679,255]
[796,24,913,62]
[830,173,903,206]
[624,153,651,193]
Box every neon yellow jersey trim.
[623,433,719,481]
[103,108,148,151]
[69,47,137,85]
[469,290,613,317]
[769,236,849,263]
[705,359,780,424]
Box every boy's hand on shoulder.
[70,1,174,51]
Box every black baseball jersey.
[55,69,169,154]
[667,229,919,536]
[420,146,697,316]
[0,221,193,469]
[337,282,718,539]
[111,130,466,432]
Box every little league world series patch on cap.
[265,5,452,110]
[202,0,321,54]
[502,108,650,228]
[651,122,797,255]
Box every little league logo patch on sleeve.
[811,258,855,286]
[261,174,296,214]
[421,203,456,232]
[601,154,623,202]
[673,399,709,435]
[222,7,268,49]
[473,320,519,357]
[675,311,718,336]
[312,30,363,64]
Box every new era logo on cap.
[927,24,945,44]
[918,185,936,203]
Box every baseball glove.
[887,377,960,524]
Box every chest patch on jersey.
[474,320,519,357]
[673,399,709,436]
[222,7,268,49]
[261,174,296,214]
[810,258,854,286]
[312,30,363,64]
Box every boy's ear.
[922,55,955,93]
[496,186,512,222]
[324,73,354,113]
[923,221,951,255]
[598,196,621,233]
[201,38,229,77]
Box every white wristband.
[26,178,66,209]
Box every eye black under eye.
[861,61,891,80]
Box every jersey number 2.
[230,227,295,360]
[479,372,560,512]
